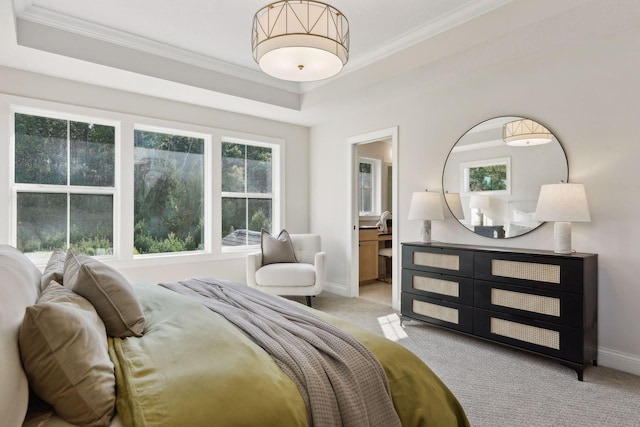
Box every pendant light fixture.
[252,1,349,82]
[503,118,553,146]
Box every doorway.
[348,127,399,310]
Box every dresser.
[401,242,597,380]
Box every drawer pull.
[491,289,560,317]
[413,300,459,325]
[491,259,561,284]
[490,317,560,350]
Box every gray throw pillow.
[261,229,298,266]
[19,282,116,427]
[64,249,145,338]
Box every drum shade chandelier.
[503,118,553,146]
[252,0,350,82]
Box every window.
[10,100,284,262]
[461,157,511,195]
[13,112,116,261]
[221,141,275,247]
[359,157,381,216]
[133,127,205,255]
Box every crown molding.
[15,3,301,94]
[301,0,513,92]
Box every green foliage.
[133,129,204,254]
[15,113,116,255]
[15,113,68,185]
[15,113,275,254]
[70,121,115,187]
[221,142,273,243]
[468,165,507,192]
[250,208,271,232]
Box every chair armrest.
[246,252,262,287]
[314,251,326,288]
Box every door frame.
[347,127,400,310]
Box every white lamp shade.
[408,192,444,220]
[468,195,490,210]
[444,193,464,219]
[534,183,591,222]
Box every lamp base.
[419,220,432,243]
[553,221,572,254]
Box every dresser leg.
[575,367,584,381]
[593,359,598,367]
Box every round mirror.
[442,116,568,239]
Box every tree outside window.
[14,112,115,260]
[221,142,273,247]
[133,129,205,254]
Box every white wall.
[0,65,310,285]
[309,23,640,374]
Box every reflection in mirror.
[442,116,568,239]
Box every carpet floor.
[289,293,640,427]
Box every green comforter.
[109,283,469,427]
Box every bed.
[1,244,469,427]
[503,200,541,238]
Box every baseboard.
[323,281,349,297]
[598,347,640,376]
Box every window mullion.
[243,148,248,245]
[66,120,71,249]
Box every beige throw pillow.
[261,229,298,266]
[64,249,145,338]
[19,282,116,427]
[40,249,65,291]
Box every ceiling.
[0,0,622,126]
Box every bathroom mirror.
[442,116,568,238]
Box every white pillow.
[512,209,535,223]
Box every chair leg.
[305,295,312,307]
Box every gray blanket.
[159,277,402,427]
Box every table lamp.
[468,195,490,226]
[408,191,444,243]
[533,183,591,254]
[444,192,464,220]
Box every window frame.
[132,123,210,258]
[460,156,511,196]
[220,136,282,252]
[358,156,382,217]
[6,98,286,266]
[10,106,120,261]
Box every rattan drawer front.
[402,245,473,276]
[474,309,583,362]
[414,300,459,324]
[490,317,560,349]
[474,281,582,328]
[491,288,559,317]
[475,252,584,293]
[401,293,473,333]
[415,275,459,297]
[401,269,473,304]
[414,252,459,271]
[491,259,560,284]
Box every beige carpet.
[290,293,640,427]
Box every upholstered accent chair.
[246,234,325,307]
